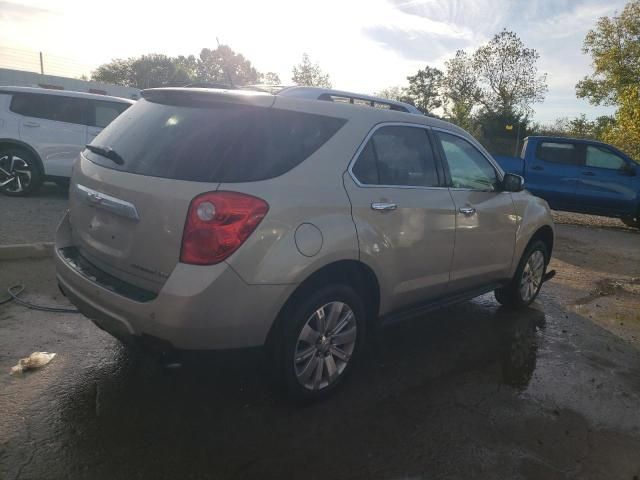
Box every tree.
[406,66,443,114]
[375,86,414,105]
[603,86,640,160]
[442,50,480,129]
[260,72,282,84]
[197,45,260,86]
[291,53,332,88]
[92,54,193,89]
[576,0,640,105]
[472,30,547,115]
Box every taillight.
[180,191,269,265]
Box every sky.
[0,0,627,122]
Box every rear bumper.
[55,212,295,350]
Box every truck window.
[537,142,577,164]
[585,145,627,170]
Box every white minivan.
[0,86,134,196]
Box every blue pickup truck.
[494,136,640,228]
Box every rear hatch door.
[69,89,275,292]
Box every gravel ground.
[552,210,636,231]
[0,183,68,245]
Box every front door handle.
[531,165,544,171]
[582,171,595,176]
[459,207,476,215]
[23,121,40,128]
[371,202,397,211]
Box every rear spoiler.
[141,88,275,109]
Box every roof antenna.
[216,37,235,88]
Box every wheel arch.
[265,259,381,348]
[528,225,554,261]
[0,138,45,176]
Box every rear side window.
[84,99,346,182]
[537,142,577,164]
[351,126,439,187]
[92,100,130,128]
[10,93,86,124]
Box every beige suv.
[55,86,555,399]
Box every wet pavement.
[1,231,640,479]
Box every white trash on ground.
[10,352,56,374]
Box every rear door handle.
[459,207,476,215]
[582,171,595,176]
[371,202,397,211]
[531,165,544,171]
[23,121,40,128]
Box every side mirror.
[502,173,525,192]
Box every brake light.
[180,192,269,265]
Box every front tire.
[277,284,366,401]
[0,147,42,196]
[495,240,548,309]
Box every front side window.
[436,131,498,191]
[10,93,85,124]
[537,142,577,164]
[351,126,438,187]
[585,145,627,170]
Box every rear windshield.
[84,98,346,182]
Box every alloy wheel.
[520,250,545,302]
[294,301,357,391]
[0,154,32,194]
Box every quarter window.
[537,142,577,164]
[585,145,627,170]
[351,126,439,187]
[10,93,86,125]
[436,131,498,191]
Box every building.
[0,68,139,100]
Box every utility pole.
[39,52,44,75]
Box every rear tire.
[0,147,42,196]
[275,284,366,401]
[495,240,548,309]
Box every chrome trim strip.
[76,184,140,221]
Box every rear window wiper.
[85,144,125,166]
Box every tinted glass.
[437,131,498,191]
[537,142,577,164]
[352,126,437,187]
[93,101,130,128]
[585,145,627,170]
[10,93,85,124]
[352,141,378,184]
[84,99,346,182]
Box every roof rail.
[273,86,422,115]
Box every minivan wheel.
[0,148,42,196]
[279,284,366,400]
[495,240,548,309]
